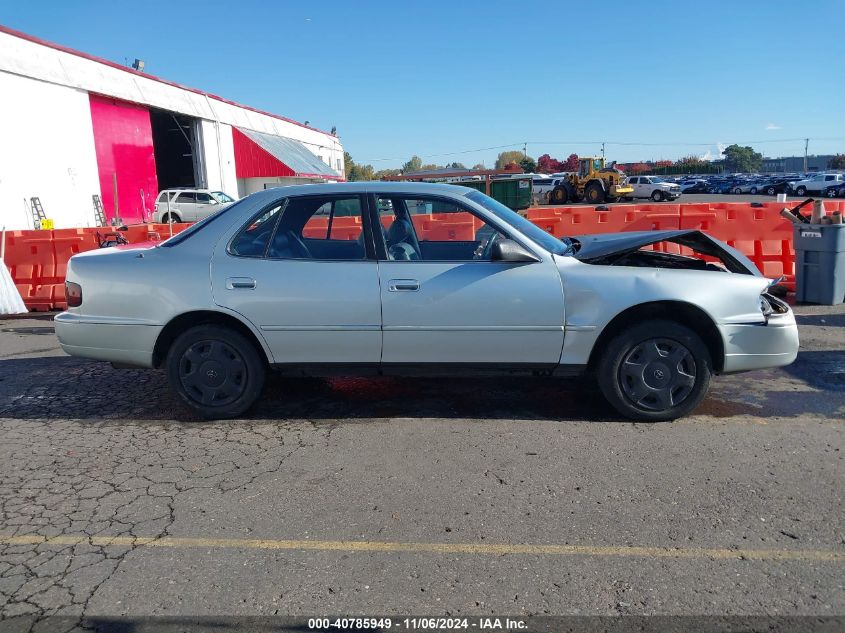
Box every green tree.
[374,168,401,179]
[519,156,537,173]
[448,162,467,169]
[343,151,375,181]
[495,151,526,169]
[828,154,845,170]
[471,163,487,170]
[722,144,763,173]
[402,155,423,173]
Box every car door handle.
[226,277,256,290]
[387,279,420,292]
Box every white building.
[0,25,344,230]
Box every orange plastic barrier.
[679,204,795,286]
[5,201,833,312]
[51,229,99,309]
[3,230,56,311]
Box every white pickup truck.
[788,173,845,196]
[626,176,682,202]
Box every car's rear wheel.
[651,190,664,202]
[750,187,758,194]
[166,325,266,419]
[733,187,742,194]
[796,186,807,196]
[596,320,712,422]
[161,212,181,224]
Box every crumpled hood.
[572,229,762,275]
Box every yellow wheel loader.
[548,157,633,205]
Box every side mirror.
[209,199,218,205]
[491,239,539,263]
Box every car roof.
[240,181,477,201]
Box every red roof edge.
[0,23,338,139]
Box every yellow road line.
[0,534,842,562]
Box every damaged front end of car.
[571,229,758,275]
[570,229,791,320]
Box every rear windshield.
[159,199,245,247]
[464,190,568,255]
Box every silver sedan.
[55,182,798,421]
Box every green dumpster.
[490,177,532,211]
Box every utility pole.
[601,142,606,161]
[804,138,809,172]
[523,142,528,157]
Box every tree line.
[344,147,845,181]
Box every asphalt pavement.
[0,302,842,631]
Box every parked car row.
[664,172,845,198]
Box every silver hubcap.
[619,338,696,411]
[179,339,247,406]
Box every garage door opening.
[150,109,205,190]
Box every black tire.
[161,212,181,224]
[826,188,837,198]
[166,324,266,419]
[733,187,742,194]
[584,182,605,204]
[766,186,776,195]
[550,186,569,205]
[795,186,807,196]
[605,195,620,203]
[750,187,758,195]
[651,190,664,202]
[596,320,712,422]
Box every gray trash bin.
[794,223,845,305]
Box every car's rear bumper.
[54,312,162,368]
[719,312,799,374]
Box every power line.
[359,137,845,164]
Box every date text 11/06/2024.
[307,617,528,630]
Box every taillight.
[65,281,82,307]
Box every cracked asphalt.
[0,304,842,631]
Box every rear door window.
[268,195,367,260]
[176,192,197,204]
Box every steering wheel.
[479,231,502,261]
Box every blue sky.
[3,0,844,168]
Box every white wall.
[200,120,238,197]
[0,30,345,180]
[0,72,101,230]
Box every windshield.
[159,198,244,247]
[651,177,665,183]
[464,190,569,255]
[212,191,235,203]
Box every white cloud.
[765,123,782,130]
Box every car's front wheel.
[596,320,712,422]
[166,325,266,419]
[826,188,838,198]
[795,186,807,196]
[161,212,181,224]
[766,186,776,195]
[651,190,664,202]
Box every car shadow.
[0,352,838,425]
[0,356,626,424]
